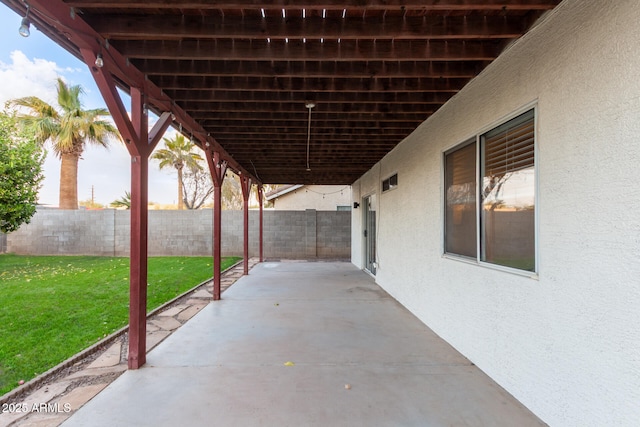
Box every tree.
[182,165,214,210]
[151,134,203,209]
[110,191,131,209]
[79,199,106,209]
[221,173,243,210]
[0,112,45,233]
[9,78,120,210]
[262,184,280,208]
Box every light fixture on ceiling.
[94,53,104,68]
[305,101,315,171]
[18,5,31,37]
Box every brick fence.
[3,208,351,259]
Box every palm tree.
[111,191,131,209]
[151,134,203,209]
[10,78,120,209]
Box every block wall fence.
[3,208,350,259]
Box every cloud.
[0,50,181,207]
[0,50,60,106]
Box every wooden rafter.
[109,39,501,61]
[87,15,529,40]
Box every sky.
[0,6,179,207]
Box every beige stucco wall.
[272,185,351,211]
[352,0,640,425]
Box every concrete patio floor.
[62,261,544,427]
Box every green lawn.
[0,254,240,396]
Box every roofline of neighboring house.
[265,184,304,201]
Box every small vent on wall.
[382,173,398,193]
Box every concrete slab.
[184,298,210,306]
[150,316,182,331]
[176,304,205,322]
[87,342,122,369]
[66,365,127,381]
[145,331,171,352]
[62,262,544,427]
[57,384,109,412]
[190,289,212,299]
[156,305,187,317]
[145,322,161,333]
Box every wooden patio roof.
[2,0,562,185]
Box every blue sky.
[0,6,178,206]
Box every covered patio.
[0,0,563,372]
[62,262,543,426]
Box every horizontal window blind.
[445,141,477,258]
[446,141,476,187]
[482,110,534,177]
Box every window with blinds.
[482,110,535,179]
[444,141,477,258]
[443,108,536,273]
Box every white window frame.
[442,102,539,278]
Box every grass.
[0,254,241,396]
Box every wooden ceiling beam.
[228,153,396,161]
[193,112,431,122]
[183,102,437,113]
[66,1,561,12]
[210,128,411,136]
[231,158,394,166]
[203,120,422,129]
[213,134,409,142]
[111,39,500,61]
[222,143,403,150]
[155,77,467,93]
[88,15,527,41]
[224,148,399,155]
[241,161,391,170]
[169,91,452,104]
[137,59,487,78]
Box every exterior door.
[363,194,377,275]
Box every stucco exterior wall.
[271,185,352,210]
[351,0,640,425]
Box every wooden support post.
[240,175,252,275]
[205,149,227,300]
[82,48,172,368]
[127,88,148,369]
[258,185,264,263]
[128,154,147,368]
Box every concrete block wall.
[262,210,308,258]
[147,210,213,257]
[317,211,351,258]
[114,211,129,256]
[5,209,118,256]
[5,208,350,259]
